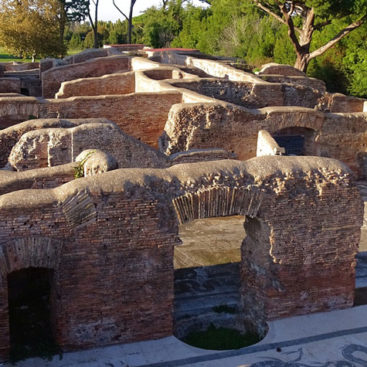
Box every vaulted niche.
[174,215,262,349]
[7,267,60,361]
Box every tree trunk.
[59,9,67,57]
[294,52,310,73]
[93,26,98,48]
[128,20,132,44]
[94,0,99,48]
[128,0,136,44]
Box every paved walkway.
[6,305,367,367]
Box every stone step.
[175,292,240,314]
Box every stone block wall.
[0,118,113,167]
[0,183,177,359]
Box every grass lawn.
[0,47,85,63]
[0,47,38,63]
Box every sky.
[98,0,205,22]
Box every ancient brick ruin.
[0,48,365,360]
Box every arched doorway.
[174,216,245,340]
[7,267,59,361]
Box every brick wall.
[40,93,182,148]
[0,157,362,359]
[162,102,367,177]
[56,72,135,99]
[42,56,131,98]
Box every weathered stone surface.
[256,130,285,156]
[328,93,365,113]
[259,74,326,93]
[0,163,75,195]
[3,62,39,72]
[42,55,131,98]
[258,63,307,77]
[40,49,121,75]
[0,78,20,94]
[161,102,367,177]
[75,149,118,176]
[168,148,235,165]
[0,51,366,363]
[0,118,113,167]
[0,156,362,359]
[56,72,135,99]
[171,78,322,109]
[0,96,39,129]
[64,48,110,64]
[8,120,168,171]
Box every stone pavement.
[6,305,367,367]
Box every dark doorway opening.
[273,135,305,156]
[174,216,262,349]
[273,127,317,156]
[20,88,29,96]
[7,267,60,362]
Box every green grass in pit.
[184,324,260,350]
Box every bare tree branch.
[253,0,286,26]
[309,17,366,60]
[278,1,301,52]
[112,0,128,21]
[252,0,301,33]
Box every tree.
[112,0,137,44]
[87,0,100,48]
[251,0,367,72]
[0,0,66,60]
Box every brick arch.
[0,237,63,360]
[172,186,263,224]
[167,161,362,336]
[171,185,271,335]
[0,237,63,279]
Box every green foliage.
[6,0,359,97]
[64,19,129,49]
[0,0,66,59]
[341,23,367,97]
[273,25,296,66]
[74,150,95,178]
[137,0,187,48]
[184,324,260,350]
